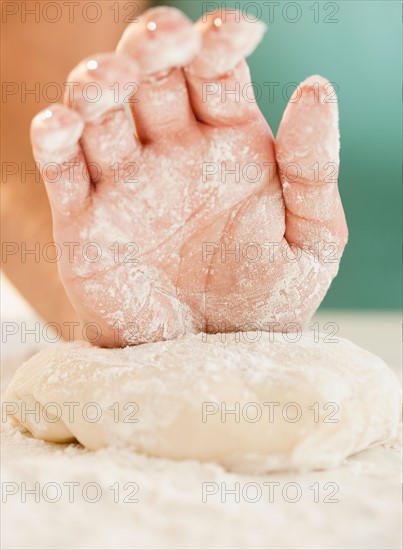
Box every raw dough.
[4,332,400,474]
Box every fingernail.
[187,10,267,78]
[65,53,139,121]
[117,7,201,74]
[296,75,339,107]
[82,52,138,83]
[31,105,84,151]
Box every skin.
[30,7,348,347]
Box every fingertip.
[276,74,340,184]
[300,74,329,88]
[291,75,338,109]
[64,52,139,121]
[187,9,267,78]
[31,105,91,217]
[196,8,267,35]
[278,74,339,138]
[31,104,84,152]
[90,52,139,80]
[65,52,139,84]
[116,6,201,74]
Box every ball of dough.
[4,332,400,474]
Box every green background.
[157,0,401,309]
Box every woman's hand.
[31,7,347,346]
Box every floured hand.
[31,7,348,346]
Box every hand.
[31,7,347,346]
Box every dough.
[4,332,400,474]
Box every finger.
[64,53,141,186]
[30,104,90,217]
[116,6,201,143]
[185,10,266,126]
[276,75,348,259]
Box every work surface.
[1,307,401,550]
